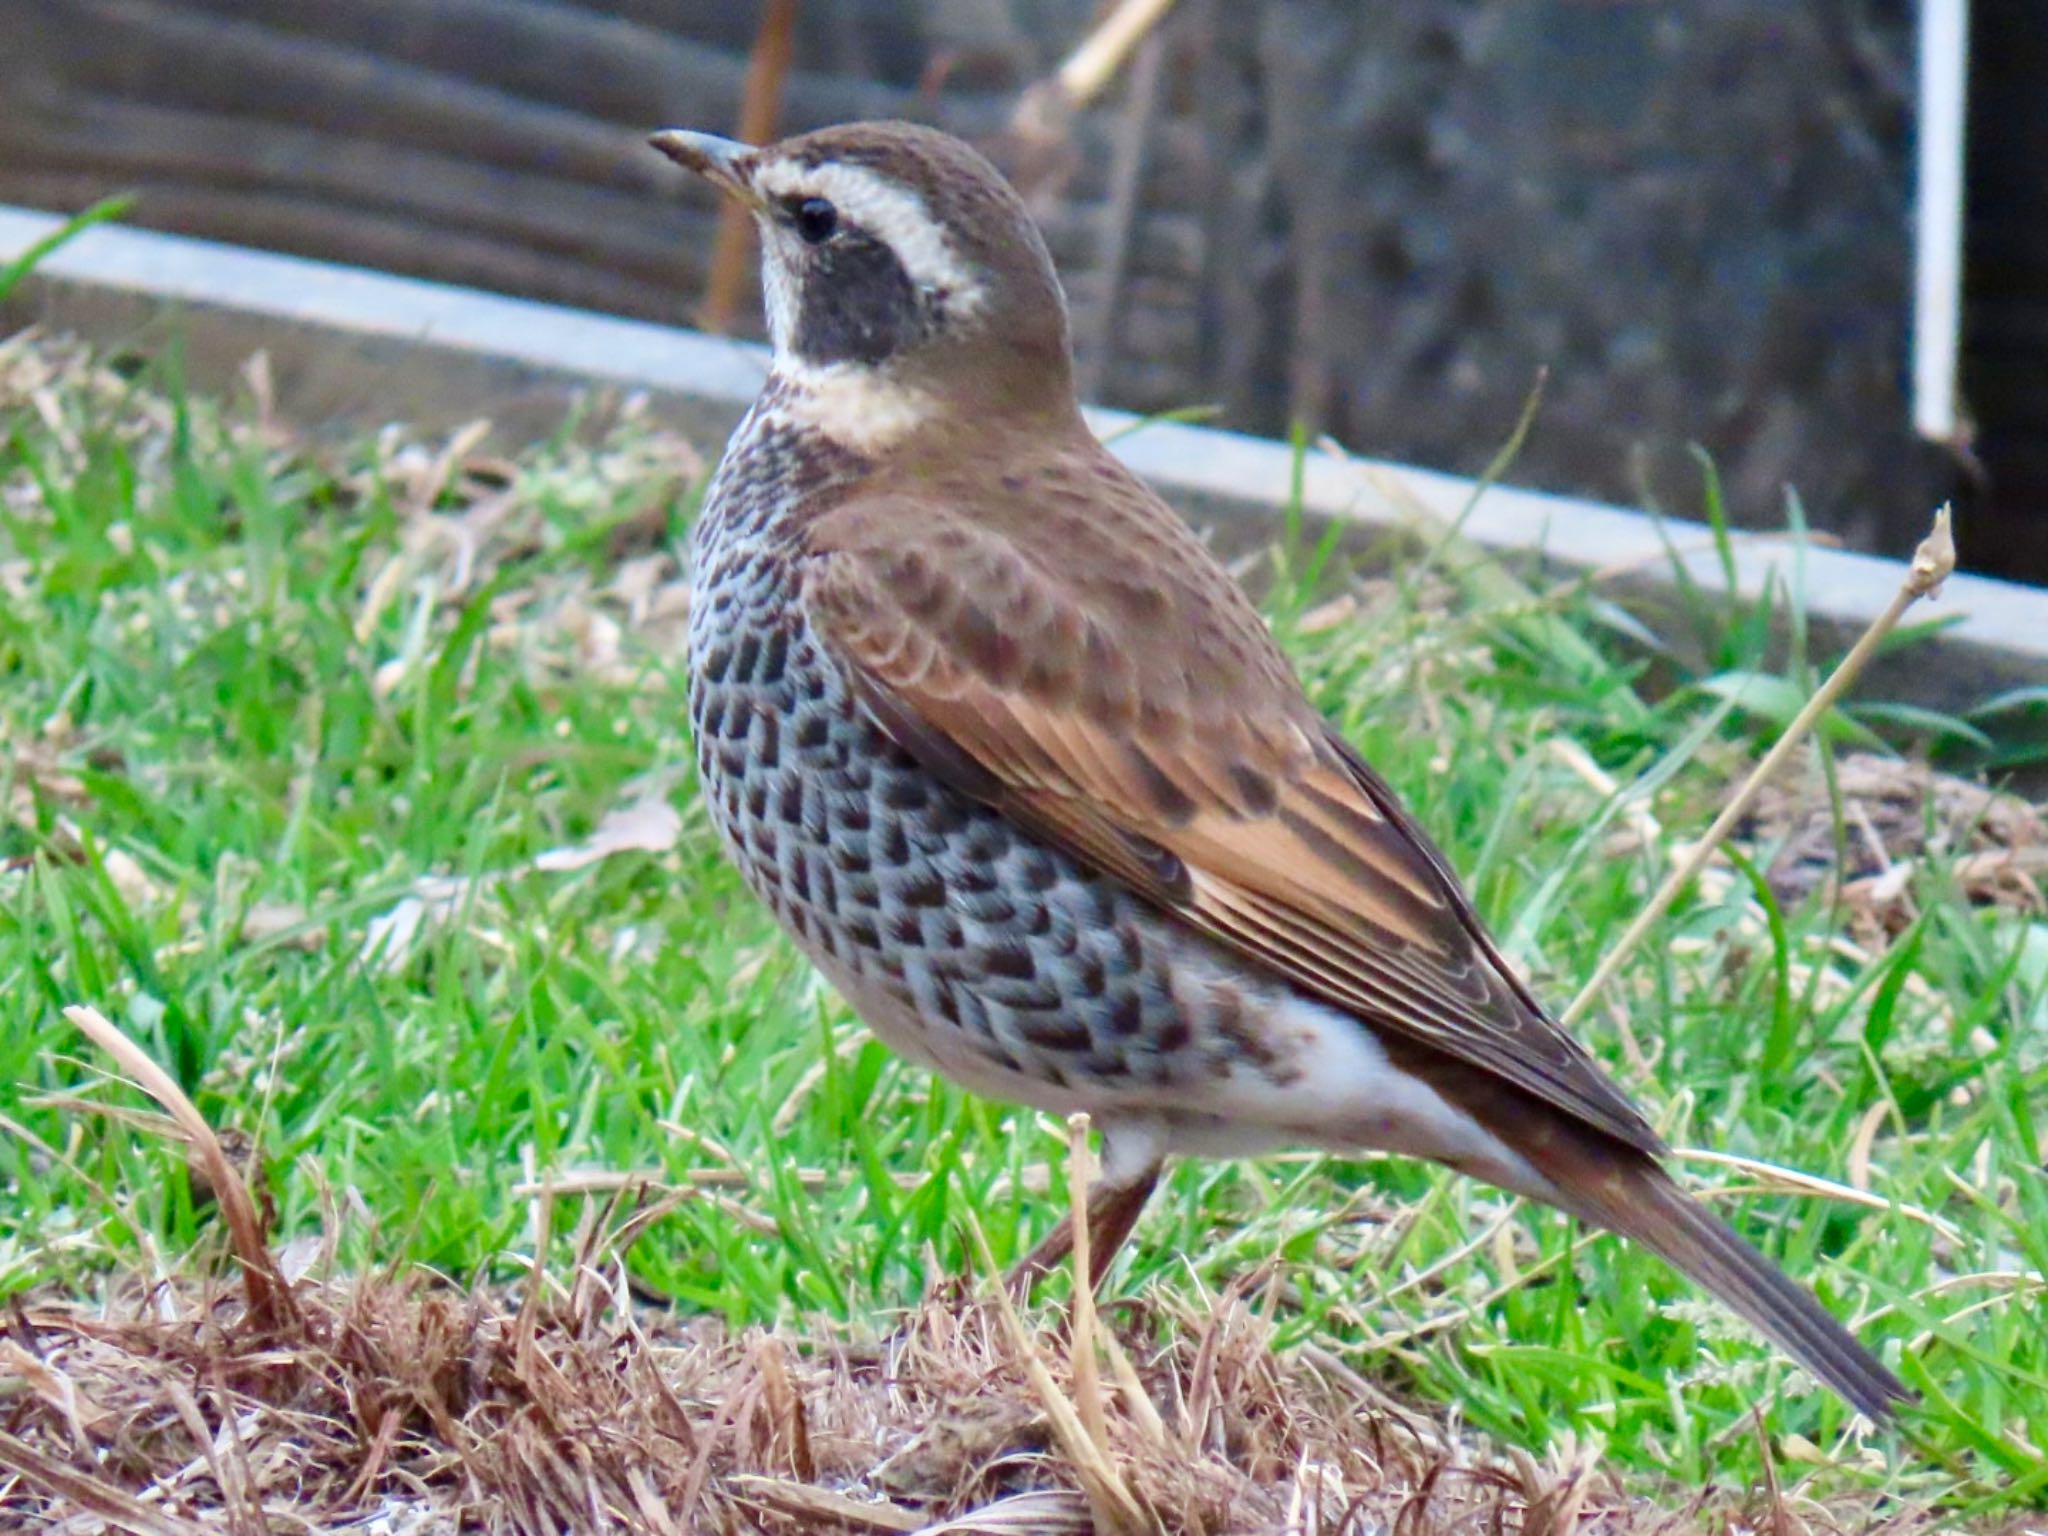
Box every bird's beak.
[649,129,763,208]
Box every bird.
[648,118,1910,1422]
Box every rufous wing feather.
[800,477,1662,1155]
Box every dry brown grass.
[0,1041,1948,1536]
[1743,752,2048,943]
[0,1236,1942,1536]
[0,1012,1930,1534]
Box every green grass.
[2,335,2042,1513]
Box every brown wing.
[801,464,1662,1156]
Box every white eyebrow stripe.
[752,158,986,317]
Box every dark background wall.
[2,0,2025,578]
[1187,3,1951,563]
[1964,0,2048,583]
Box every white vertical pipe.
[1912,0,1970,441]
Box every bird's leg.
[1006,1160,1162,1296]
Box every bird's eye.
[792,197,838,244]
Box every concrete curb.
[4,203,2042,710]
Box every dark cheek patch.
[793,235,925,366]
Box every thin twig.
[962,1212,1153,1536]
[1671,1148,1966,1244]
[728,1476,922,1533]
[1011,0,1183,147]
[1076,29,1164,401]
[1055,0,1184,108]
[752,1336,815,1482]
[1065,1113,1110,1460]
[1560,506,1956,1028]
[61,1005,294,1330]
[701,0,798,334]
[1098,1327,1168,1448]
[0,1427,208,1536]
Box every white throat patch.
[768,358,936,456]
[751,157,986,320]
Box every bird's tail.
[1560,1154,1911,1422]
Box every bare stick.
[962,1211,1152,1535]
[701,0,798,334]
[1011,0,1182,145]
[1076,29,1164,401]
[1560,507,1957,1028]
[1066,1113,1110,1459]
[62,1005,294,1328]
[1099,1324,1168,1448]
[1055,0,1183,108]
